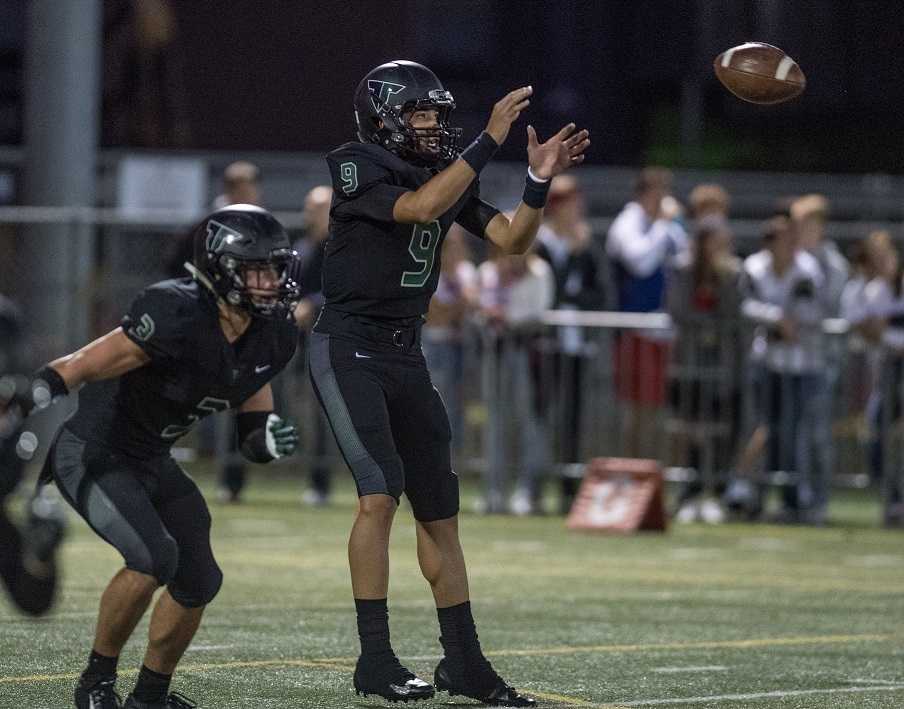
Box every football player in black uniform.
[25,205,301,709]
[310,60,589,705]
[0,295,66,616]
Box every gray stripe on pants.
[52,429,154,573]
[308,332,388,494]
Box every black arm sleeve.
[121,287,190,363]
[454,193,500,240]
[236,411,274,464]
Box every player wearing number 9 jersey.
[310,60,589,706]
[28,205,300,709]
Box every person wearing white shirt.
[740,216,825,523]
[791,195,850,525]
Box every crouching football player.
[26,205,301,709]
[310,60,589,705]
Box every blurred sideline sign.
[567,458,667,533]
[117,155,207,215]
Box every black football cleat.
[75,676,122,709]
[434,657,536,707]
[353,654,434,702]
[122,692,196,709]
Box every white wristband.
[527,167,550,183]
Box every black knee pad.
[408,469,460,522]
[169,560,223,608]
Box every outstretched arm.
[392,87,533,224]
[45,328,150,392]
[485,123,590,255]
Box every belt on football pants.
[315,308,423,350]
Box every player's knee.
[358,493,398,523]
[169,560,223,608]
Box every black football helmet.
[189,204,299,318]
[354,60,461,166]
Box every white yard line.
[617,684,904,706]
[848,678,903,684]
[652,666,728,674]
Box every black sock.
[355,598,393,659]
[81,649,118,682]
[437,601,481,658]
[132,665,172,703]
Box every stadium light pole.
[22,0,101,359]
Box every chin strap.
[184,262,230,309]
[184,261,217,294]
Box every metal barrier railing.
[277,311,879,515]
[0,204,890,516]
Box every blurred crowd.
[419,167,904,528]
[5,160,904,530]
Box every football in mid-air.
[713,42,805,104]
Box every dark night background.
[2,0,903,172]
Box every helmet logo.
[367,80,406,112]
[206,220,251,252]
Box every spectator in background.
[208,161,265,503]
[534,175,605,512]
[791,194,849,525]
[606,167,688,458]
[739,216,824,523]
[213,161,262,210]
[423,226,479,469]
[840,231,894,422]
[666,216,741,523]
[688,183,730,222]
[857,240,904,526]
[724,198,796,519]
[477,248,554,514]
[165,161,263,279]
[293,186,332,506]
[292,186,330,329]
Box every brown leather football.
[713,42,805,104]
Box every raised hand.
[485,86,533,146]
[527,123,590,180]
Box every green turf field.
[2,472,903,708]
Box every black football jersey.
[65,278,298,459]
[320,142,500,321]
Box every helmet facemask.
[370,89,462,166]
[216,249,299,319]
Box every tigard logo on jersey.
[130,313,156,342]
[206,220,251,252]
[368,80,406,112]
